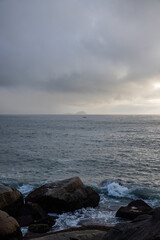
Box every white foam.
[18,184,33,196]
[21,227,28,236]
[106,182,129,198]
[51,207,117,232]
[145,199,159,207]
[101,181,159,206]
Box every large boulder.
[116,200,152,220]
[103,207,160,240]
[25,177,100,213]
[0,185,24,217]
[0,210,22,240]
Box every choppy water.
[0,114,160,232]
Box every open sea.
[0,114,160,233]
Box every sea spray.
[18,184,33,197]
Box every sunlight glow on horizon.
[153,83,160,89]
[148,99,160,104]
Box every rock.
[103,207,160,240]
[16,214,33,228]
[28,224,50,233]
[15,203,38,227]
[16,202,56,227]
[24,226,110,240]
[0,185,24,217]
[25,177,100,213]
[34,215,57,227]
[78,219,107,227]
[0,210,22,240]
[116,199,152,220]
[28,230,106,240]
[26,202,48,220]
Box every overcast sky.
[1,0,160,114]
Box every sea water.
[0,114,160,232]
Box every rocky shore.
[0,176,160,240]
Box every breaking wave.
[99,179,159,207]
[50,207,118,232]
[17,184,33,197]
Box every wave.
[17,184,33,197]
[50,207,118,232]
[99,179,160,207]
[100,179,132,198]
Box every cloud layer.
[0,0,160,114]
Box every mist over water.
[0,114,160,230]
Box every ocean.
[0,114,160,232]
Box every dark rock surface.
[0,185,24,217]
[103,207,160,240]
[24,225,111,240]
[28,224,50,233]
[0,210,22,240]
[25,177,100,213]
[27,202,48,220]
[116,199,152,220]
[16,202,56,227]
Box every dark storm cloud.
[0,0,160,113]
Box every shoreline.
[0,176,159,240]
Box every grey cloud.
[0,0,160,113]
[0,76,16,87]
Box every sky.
[0,0,160,114]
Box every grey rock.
[103,207,160,240]
[25,177,100,213]
[24,225,111,239]
[116,199,152,220]
[25,229,107,240]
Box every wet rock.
[0,185,24,217]
[116,199,152,220]
[34,215,57,227]
[28,224,50,233]
[27,202,48,220]
[16,213,33,227]
[16,202,56,227]
[0,210,22,240]
[25,177,100,213]
[103,207,160,240]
